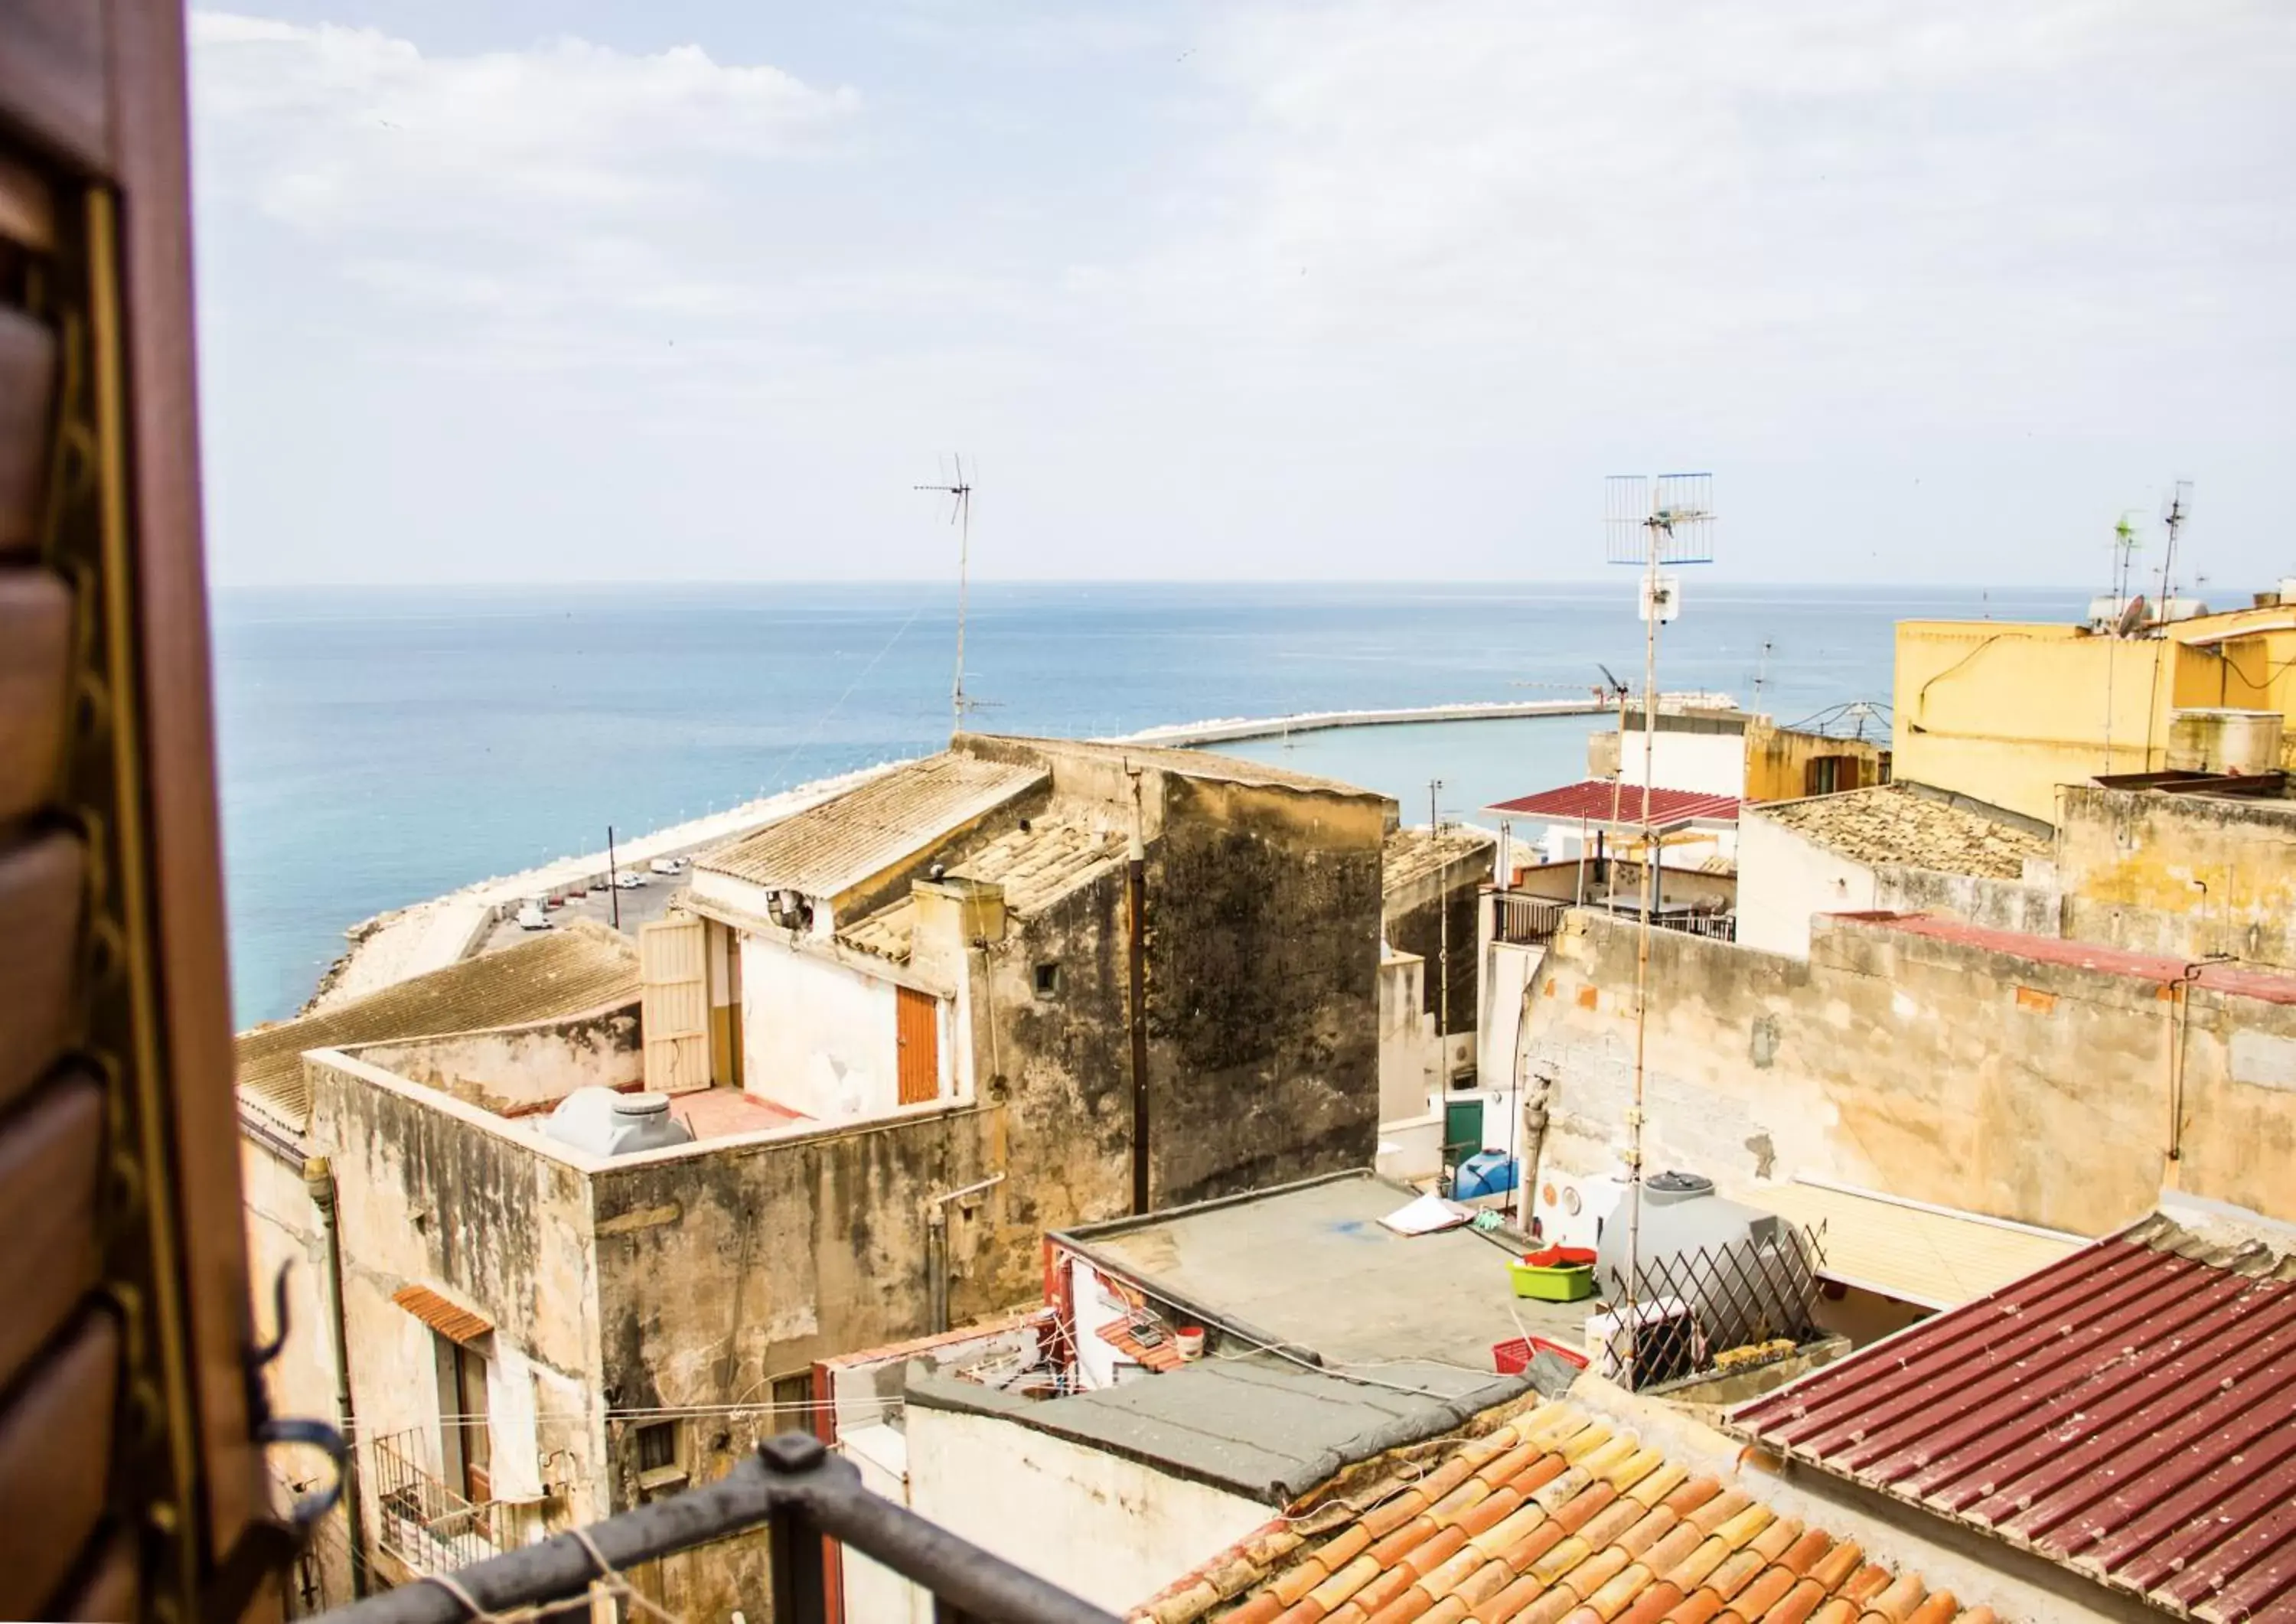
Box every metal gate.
[641,918,709,1094]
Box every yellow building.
[1893,601,2296,823]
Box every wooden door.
[639,916,709,1094]
[895,986,940,1105]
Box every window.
[771,1371,815,1435]
[636,1421,679,1473]
[1034,961,1060,997]
[435,1335,491,1505]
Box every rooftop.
[1738,1178,2089,1313]
[1055,1172,1583,1374]
[1753,784,2048,879]
[1844,911,2296,1006]
[1382,824,1497,896]
[1485,779,1740,830]
[236,921,639,1130]
[908,1354,1525,1506]
[837,811,1129,964]
[1134,1391,1998,1624]
[1733,1211,2296,1622]
[693,752,1045,896]
[971,732,1391,801]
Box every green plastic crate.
[1508,1260,1595,1303]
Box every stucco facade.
[1519,911,2296,1238]
[2056,784,2296,968]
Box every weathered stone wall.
[1384,845,1488,1038]
[305,1053,612,1564]
[1870,865,2063,938]
[1143,774,1386,1203]
[2056,784,2296,967]
[586,1105,1005,1621]
[348,1003,642,1115]
[1521,912,2296,1235]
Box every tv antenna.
[2110,511,2144,622]
[915,455,976,732]
[2156,480,2193,611]
[1750,638,1774,710]
[1602,471,1715,1376]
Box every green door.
[1443,1097,1484,1169]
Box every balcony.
[370,1430,501,1579]
[326,1433,1114,1624]
[1489,885,1737,948]
[1491,890,1570,946]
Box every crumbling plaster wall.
[1518,913,2296,1235]
[2056,784,2296,968]
[348,1003,641,1116]
[1384,842,1490,1039]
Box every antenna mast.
[2157,480,2193,611]
[915,456,975,733]
[1603,471,1714,1383]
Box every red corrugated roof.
[1733,1215,2296,1622]
[1486,779,1740,827]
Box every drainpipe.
[1126,767,1151,1215]
[305,1157,369,1597]
[2164,957,2223,1189]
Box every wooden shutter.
[896,986,940,1105]
[0,8,265,1618]
[640,917,709,1094]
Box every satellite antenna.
[915,455,975,732]
[1602,471,1716,1378]
[2157,480,2193,611]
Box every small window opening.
[636,1420,678,1473]
[1034,962,1060,996]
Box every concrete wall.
[1141,773,1387,1203]
[1871,865,2063,938]
[303,1053,612,1580]
[1742,719,1891,804]
[1734,811,1878,958]
[1519,912,2296,1236]
[350,1003,641,1116]
[1893,621,2198,822]
[1384,840,1490,1036]
[905,1402,1270,1614]
[2056,785,2296,967]
[740,936,950,1120]
[1378,952,1438,1125]
[1608,722,1747,797]
[1477,940,1544,1097]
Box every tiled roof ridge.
[1130,1395,1994,1624]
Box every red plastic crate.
[1494,1335,1590,1376]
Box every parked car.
[515,900,552,930]
[649,856,684,876]
[615,870,647,889]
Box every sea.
[214,581,2087,1027]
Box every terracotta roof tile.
[1133,1398,1976,1624]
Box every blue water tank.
[1453,1150,1518,1200]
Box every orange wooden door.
[895,986,939,1104]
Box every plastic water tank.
[1453,1150,1518,1201]
[543,1088,696,1156]
[1593,1170,1810,1352]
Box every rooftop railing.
[326,1433,1116,1624]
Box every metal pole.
[607,825,619,930]
[1430,779,1448,1055]
[305,1159,369,1598]
[1626,493,1660,1358]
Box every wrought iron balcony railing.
[325,1433,1116,1624]
[370,1430,500,1578]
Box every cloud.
[189,13,859,236]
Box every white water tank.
[1593,1170,1814,1353]
[543,1088,695,1156]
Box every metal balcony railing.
[325,1433,1116,1624]
[370,1430,500,1577]
[1491,891,1569,946]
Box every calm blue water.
[213,582,2085,1026]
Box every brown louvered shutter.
[0,5,266,1620]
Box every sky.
[188,2,2296,589]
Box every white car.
[649,856,684,876]
[514,900,552,930]
[614,870,647,889]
